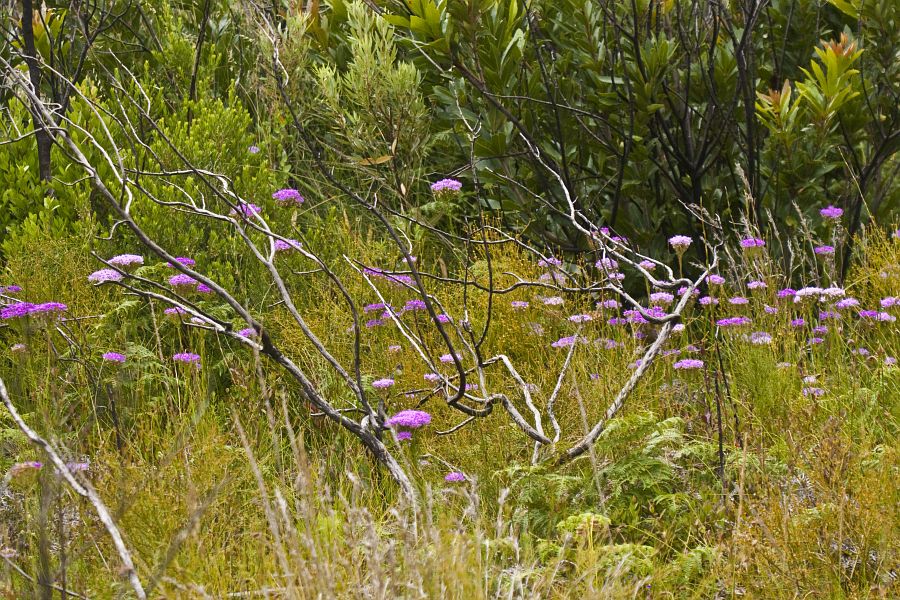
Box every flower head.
[167,257,196,268]
[230,202,261,217]
[272,188,304,205]
[650,292,674,305]
[814,245,835,256]
[88,268,123,284]
[168,274,198,288]
[444,471,466,482]
[430,179,463,194]
[372,378,395,389]
[102,352,126,363]
[511,300,529,309]
[673,359,704,370]
[707,274,726,285]
[173,352,201,365]
[2,302,35,319]
[404,299,427,311]
[748,331,773,345]
[820,205,843,219]
[385,410,431,428]
[668,235,692,251]
[274,239,302,252]
[108,254,143,268]
[716,316,751,327]
[739,237,765,249]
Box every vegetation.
[0,0,898,597]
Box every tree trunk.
[21,0,53,182]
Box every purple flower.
[396,431,412,441]
[607,317,628,326]
[820,205,843,219]
[102,352,126,363]
[424,373,441,383]
[764,305,778,314]
[30,302,67,316]
[404,299,427,311]
[748,331,772,345]
[364,302,388,313]
[167,257,196,268]
[876,312,897,322]
[444,471,466,482]
[372,378,395,389]
[272,188,304,205]
[699,296,719,306]
[196,283,213,294]
[249,145,260,154]
[595,257,618,271]
[2,285,23,294]
[650,292,674,305]
[542,296,564,306]
[430,179,463,194]
[173,352,201,365]
[551,335,581,348]
[678,286,700,296]
[230,202,261,217]
[568,314,593,323]
[365,319,384,328]
[1,302,35,319]
[668,235,692,251]
[638,260,657,271]
[793,287,824,302]
[108,254,143,268]
[858,310,879,319]
[790,318,806,327]
[739,237,765,248]
[673,359,704,370]
[808,337,825,345]
[814,245,835,255]
[164,307,187,316]
[168,274,198,288]
[729,296,749,305]
[747,280,767,290]
[511,300,529,309]
[717,316,751,327]
[439,353,459,363]
[835,298,860,309]
[237,327,257,338]
[885,357,897,366]
[386,410,431,428]
[598,299,620,309]
[802,387,825,397]
[777,288,796,299]
[707,274,726,285]
[538,257,563,268]
[388,345,402,353]
[818,311,839,321]
[274,239,302,252]
[881,297,898,308]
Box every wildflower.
[237,328,257,338]
[424,373,441,383]
[436,314,451,323]
[802,387,825,397]
[748,331,773,345]
[608,272,625,281]
[777,288,796,299]
[164,307,187,316]
[385,410,431,428]
[372,378,395,389]
[820,205,843,219]
[881,297,898,308]
[639,260,657,271]
[551,335,581,348]
[793,287,824,302]
[249,145,260,154]
[108,254,143,268]
[396,431,412,441]
[444,471,466,482]
[598,299,620,309]
[364,303,388,313]
[167,257,196,268]
[568,314,593,323]
[388,345,402,353]
[790,318,806,327]
[707,274,726,285]
[853,347,870,357]
[9,462,43,476]
[365,319,384,328]
[172,352,201,365]
[607,317,628,326]
[102,352,126,363]
[230,202,261,217]
[430,179,463,194]
[673,323,685,332]
[818,311,838,321]
[511,300,529,309]
[683,345,701,353]
[858,310,879,319]
[677,286,700,296]
[729,296,749,305]
[650,292,674,305]
[717,316,751,327]
[668,235,692,252]
[628,359,644,369]
[673,359,704,370]
[274,239,302,252]
[404,299,427,311]
[739,237,765,249]
[835,298,860,309]
[272,188,304,205]
[595,257,618,271]
[439,354,459,363]
[542,296,564,306]
[168,274,198,288]
[776,362,793,369]
[764,305,778,314]
[876,312,897,322]
[814,245,835,255]
[885,357,897,366]
[1,285,22,294]
[600,338,621,350]
[538,257,563,268]
[821,287,845,298]
[808,337,825,345]
[30,303,67,316]
[10,343,27,353]
[1,302,35,319]
[699,296,719,306]
[88,268,124,285]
